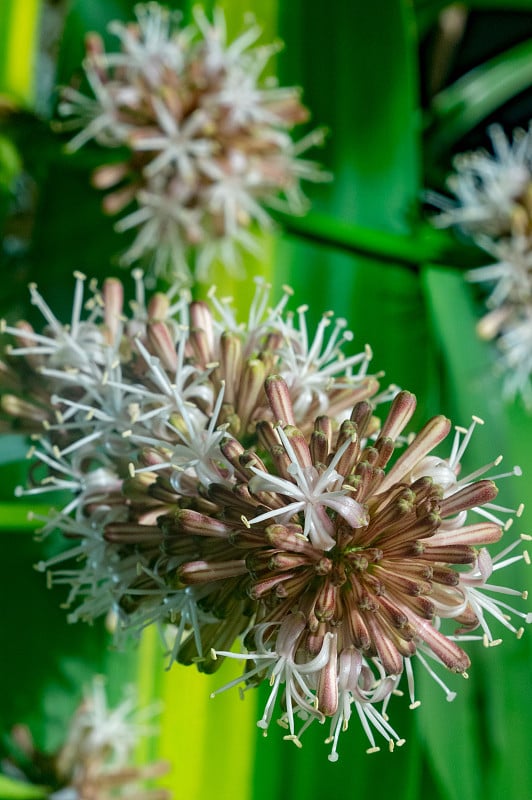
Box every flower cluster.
[430,123,532,406]
[1,272,529,760]
[58,3,329,283]
[2,677,170,799]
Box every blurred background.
[2,1,532,798]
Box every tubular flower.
[2,273,529,759]
[2,678,170,799]
[57,3,330,283]
[428,122,532,407]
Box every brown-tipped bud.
[454,605,480,631]
[378,414,452,494]
[373,436,395,469]
[439,480,498,518]
[220,437,246,474]
[104,523,163,544]
[255,419,280,452]
[92,162,129,190]
[102,183,137,215]
[102,278,124,344]
[431,566,460,586]
[282,425,312,469]
[167,509,232,539]
[219,332,242,405]
[429,521,503,548]
[415,617,471,673]
[315,579,337,622]
[393,593,435,620]
[177,558,247,585]
[147,292,171,321]
[477,306,510,341]
[248,572,295,599]
[349,400,375,436]
[265,524,319,557]
[310,429,329,467]
[346,605,372,651]
[365,615,404,675]
[190,301,214,354]
[376,595,410,632]
[85,30,104,58]
[188,327,212,368]
[13,321,42,370]
[264,375,295,426]
[269,552,313,571]
[1,394,48,422]
[147,321,178,372]
[379,390,417,441]
[269,443,292,482]
[317,635,338,716]
[122,471,157,497]
[238,358,266,434]
[239,449,268,476]
[137,447,169,468]
[313,415,332,446]
[334,423,360,477]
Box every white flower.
[454,537,532,645]
[211,614,333,738]
[248,425,368,550]
[431,124,532,237]
[58,4,329,283]
[274,304,376,420]
[53,676,164,792]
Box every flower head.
[428,123,532,408]
[2,273,529,759]
[58,3,330,283]
[2,678,170,799]
[431,124,532,238]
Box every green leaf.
[0,0,41,107]
[0,775,47,800]
[427,37,532,155]
[415,669,482,800]
[421,264,532,800]
[276,210,486,269]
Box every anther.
[283,735,303,749]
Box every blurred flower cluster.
[1,271,530,760]
[2,677,170,799]
[431,123,532,406]
[58,3,329,283]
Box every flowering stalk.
[57,3,330,283]
[1,271,529,760]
